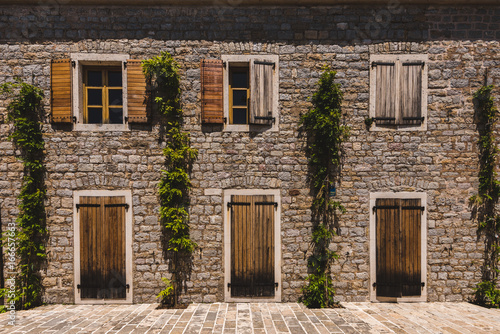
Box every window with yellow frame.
[83,67,123,124]
[229,64,250,124]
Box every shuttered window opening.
[375,198,423,299]
[51,59,72,123]
[201,57,276,126]
[78,196,127,299]
[372,58,425,127]
[230,195,276,297]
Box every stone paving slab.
[0,302,499,334]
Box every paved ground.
[1,302,499,334]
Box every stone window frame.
[71,53,130,132]
[369,54,428,132]
[223,188,282,302]
[369,191,427,303]
[73,189,133,304]
[221,55,280,132]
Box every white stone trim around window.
[70,53,130,132]
[221,54,280,132]
[73,189,133,304]
[369,54,428,132]
[223,188,282,302]
[369,192,427,303]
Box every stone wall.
[1,4,499,304]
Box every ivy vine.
[470,85,500,308]
[299,68,349,308]
[0,81,47,311]
[142,52,198,307]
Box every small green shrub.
[156,278,174,306]
[475,281,500,308]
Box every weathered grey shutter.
[250,60,274,125]
[201,59,224,124]
[400,63,423,125]
[374,63,396,125]
[127,59,149,123]
[51,59,72,123]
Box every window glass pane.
[109,108,123,124]
[231,71,248,88]
[232,90,247,107]
[108,71,122,87]
[108,89,123,106]
[87,108,102,124]
[87,89,102,106]
[87,71,102,87]
[232,108,247,124]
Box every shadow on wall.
[1,3,498,44]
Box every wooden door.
[230,195,275,297]
[79,196,127,299]
[375,198,422,299]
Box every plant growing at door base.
[299,67,349,308]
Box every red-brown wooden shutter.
[201,59,224,124]
[126,59,149,123]
[250,60,274,125]
[51,59,72,123]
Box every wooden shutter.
[250,60,274,125]
[374,63,396,125]
[401,199,422,296]
[375,198,422,298]
[51,59,72,123]
[79,196,127,299]
[127,59,149,123]
[231,195,253,297]
[230,195,275,297]
[400,63,423,125]
[375,198,400,298]
[201,59,224,124]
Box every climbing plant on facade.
[142,52,198,307]
[470,85,500,308]
[0,81,47,311]
[299,67,349,308]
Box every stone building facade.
[0,1,499,304]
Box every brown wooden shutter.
[201,59,224,124]
[79,196,127,299]
[374,63,396,125]
[231,195,253,297]
[127,59,149,123]
[250,60,274,125]
[375,198,400,298]
[400,63,423,125]
[400,199,422,296]
[230,195,275,297]
[51,59,72,123]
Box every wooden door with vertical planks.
[230,195,275,297]
[79,196,127,299]
[375,198,422,299]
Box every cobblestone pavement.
[1,302,499,334]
